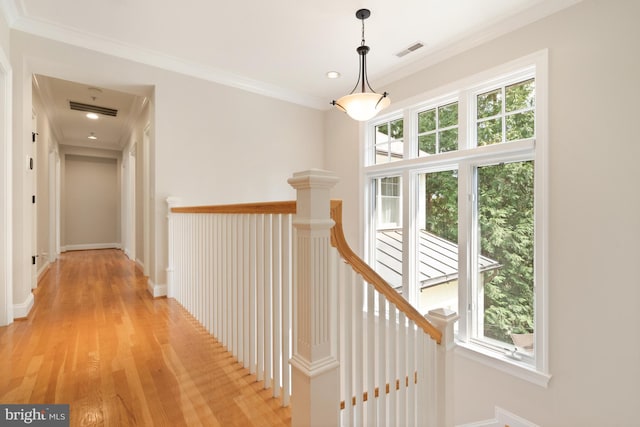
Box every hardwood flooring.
[0,249,291,427]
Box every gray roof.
[376,229,501,289]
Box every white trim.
[456,342,551,387]
[363,50,550,383]
[62,243,121,252]
[0,29,12,326]
[12,291,34,319]
[7,14,325,110]
[457,406,540,427]
[146,278,166,298]
[0,0,20,27]
[36,261,49,283]
[376,0,581,90]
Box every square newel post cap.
[426,308,459,324]
[426,308,459,349]
[166,197,181,208]
[287,169,339,190]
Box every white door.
[30,112,37,289]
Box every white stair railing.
[166,169,455,427]
[166,199,296,405]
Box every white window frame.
[362,50,550,386]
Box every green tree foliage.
[424,79,536,344]
[479,161,534,342]
[418,102,459,155]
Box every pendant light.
[331,9,390,122]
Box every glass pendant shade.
[331,9,390,122]
[333,92,391,121]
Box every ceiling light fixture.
[86,112,99,120]
[331,9,390,122]
[326,71,341,79]
[88,132,97,140]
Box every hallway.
[0,249,291,426]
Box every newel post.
[166,197,180,299]
[426,308,459,427]
[288,169,340,427]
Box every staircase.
[166,169,456,427]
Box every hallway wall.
[62,153,119,250]
[9,28,324,307]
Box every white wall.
[63,154,119,249]
[9,29,324,300]
[324,1,640,425]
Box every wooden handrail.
[171,200,296,214]
[329,200,442,344]
[170,199,442,344]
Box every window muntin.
[364,60,545,375]
[374,118,404,164]
[418,102,459,156]
[476,78,535,146]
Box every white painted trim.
[146,278,166,298]
[62,243,121,252]
[0,27,13,326]
[12,291,34,319]
[7,14,325,110]
[457,406,540,427]
[36,261,49,283]
[455,342,551,387]
[135,258,144,272]
[0,0,20,27]
[376,0,582,89]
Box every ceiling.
[33,74,147,151]
[4,0,581,150]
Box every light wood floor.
[0,249,291,427]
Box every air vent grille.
[395,42,425,58]
[69,101,118,117]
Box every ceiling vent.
[395,42,425,58]
[69,101,118,117]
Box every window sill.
[455,340,551,388]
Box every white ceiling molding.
[376,0,583,88]
[2,0,583,113]
[0,0,20,27]
[4,3,327,110]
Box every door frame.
[0,44,13,326]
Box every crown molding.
[0,0,19,26]
[376,0,583,88]
[7,7,326,110]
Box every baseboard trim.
[37,262,50,284]
[13,292,34,319]
[147,279,167,298]
[457,406,539,427]
[62,243,121,252]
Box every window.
[374,117,404,164]
[363,52,548,382]
[418,101,459,155]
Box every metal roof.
[375,229,501,289]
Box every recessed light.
[86,112,99,120]
[326,71,341,79]
[88,132,97,140]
